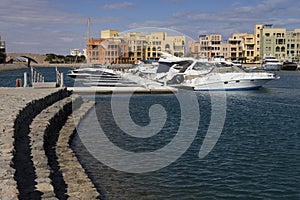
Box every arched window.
[276,46,280,52]
[165,44,170,50]
[152,47,156,51]
[281,47,285,52]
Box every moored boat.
[281,61,298,70]
[186,66,279,91]
[261,55,282,71]
[152,56,279,91]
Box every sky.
[1,0,300,55]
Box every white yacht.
[261,56,282,71]
[184,65,279,91]
[67,67,117,79]
[153,57,279,91]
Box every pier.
[0,88,100,199]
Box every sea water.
[0,67,74,87]
[72,71,300,199]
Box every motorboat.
[184,66,279,91]
[261,56,282,71]
[231,60,243,69]
[281,61,298,70]
[67,66,144,87]
[67,67,118,79]
[151,57,279,91]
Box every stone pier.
[0,88,100,199]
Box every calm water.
[0,67,74,87]
[72,71,300,199]
[1,69,299,199]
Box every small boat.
[261,55,282,71]
[281,61,298,70]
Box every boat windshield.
[156,60,193,73]
[192,62,215,70]
[212,66,244,73]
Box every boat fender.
[174,75,184,84]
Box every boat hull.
[261,64,281,71]
[193,79,270,91]
[190,72,277,91]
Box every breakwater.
[0,64,27,72]
[0,88,100,199]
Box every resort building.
[227,33,256,63]
[123,32,148,62]
[286,29,300,62]
[200,34,222,59]
[86,31,129,64]
[188,24,300,63]
[188,34,222,60]
[188,40,201,58]
[258,24,287,61]
[254,24,263,60]
[86,30,186,64]
[145,32,186,60]
[101,30,120,39]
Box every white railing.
[56,67,64,87]
[31,67,44,83]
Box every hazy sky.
[1,0,300,55]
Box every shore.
[0,88,100,199]
[0,63,81,73]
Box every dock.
[67,85,178,94]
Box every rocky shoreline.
[0,88,100,199]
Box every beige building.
[188,40,201,58]
[254,24,263,60]
[87,30,186,64]
[188,34,222,60]
[188,24,300,63]
[258,24,287,61]
[200,34,222,59]
[123,32,147,62]
[227,33,256,63]
[145,32,186,60]
[101,30,120,39]
[286,29,300,62]
[86,30,129,64]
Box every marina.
[0,62,300,199]
[73,70,300,199]
[2,0,300,199]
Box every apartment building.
[254,24,263,60]
[228,33,256,62]
[286,29,300,62]
[86,30,129,64]
[259,24,287,61]
[145,32,185,60]
[101,30,120,39]
[87,30,186,64]
[200,34,222,59]
[123,32,148,62]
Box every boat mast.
[88,17,91,39]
